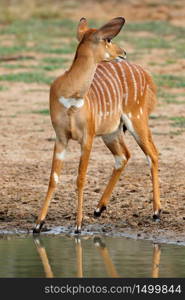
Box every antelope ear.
[77,17,89,41]
[94,17,125,41]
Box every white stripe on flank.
[99,64,120,115]
[96,68,112,117]
[108,63,122,114]
[132,64,142,98]
[137,65,146,95]
[95,71,108,119]
[124,61,137,102]
[100,64,118,97]
[91,82,100,126]
[92,79,101,116]
[94,75,104,118]
[116,62,129,106]
[97,66,113,116]
[140,107,143,115]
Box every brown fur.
[33,17,161,234]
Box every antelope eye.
[107,39,111,43]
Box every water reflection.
[1,234,184,277]
[33,236,161,278]
[151,244,161,278]
[75,237,83,278]
[94,237,119,277]
[33,238,54,278]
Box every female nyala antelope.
[33,17,161,234]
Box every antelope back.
[86,59,157,133]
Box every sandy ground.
[0,0,185,244]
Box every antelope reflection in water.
[33,237,161,278]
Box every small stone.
[133,213,139,218]
[94,188,100,193]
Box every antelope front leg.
[33,139,67,234]
[75,136,93,234]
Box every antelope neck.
[65,53,97,99]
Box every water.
[0,234,185,278]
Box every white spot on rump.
[140,107,143,115]
[56,150,66,161]
[59,97,84,109]
[53,172,59,183]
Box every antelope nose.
[122,50,127,59]
[117,50,126,61]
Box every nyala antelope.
[33,17,161,234]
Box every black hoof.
[33,220,45,235]
[74,226,81,234]
[94,206,106,218]
[153,209,161,221]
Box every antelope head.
[76,17,126,63]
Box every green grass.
[32,109,49,115]
[1,63,62,71]
[0,72,53,84]
[42,57,69,65]
[125,21,185,37]
[0,45,28,56]
[0,64,28,69]
[37,65,62,71]
[0,85,8,91]
[158,90,185,104]
[34,43,75,54]
[164,99,185,105]
[170,117,185,128]
[117,20,185,59]
[0,18,76,37]
[149,114,168,120]
[154,74,185,88]
[174,40,185,59]
[0,18,76,61]
[122,35,171,49]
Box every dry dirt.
[0,0,185,244]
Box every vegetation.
[0,0,184,135]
